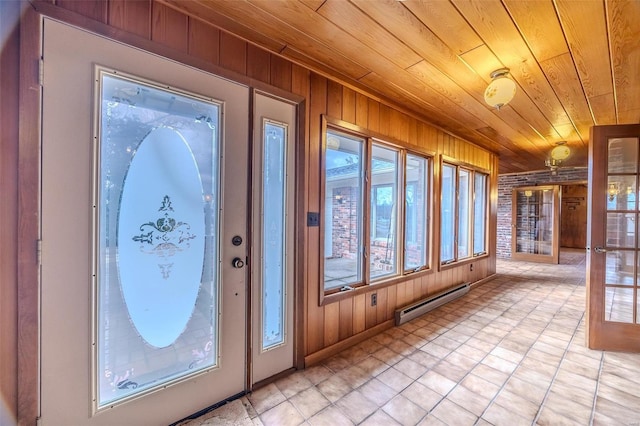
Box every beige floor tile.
[393,358,427,380]
[316,375,352,403]
[446,384,491,417]
[382,395,427,426]
[481,403,532,426]
[372,347,404,366]
[276,372,314,398]
[359,409,400,426]
[597,384,640,413]
[429,398,477,426]
[248,383,287,414]
[535,407,585,426]
[359,377,397,407]
[599,371,640,398]
[470,363,509,387]
[335,389,378,424]
[399,381,442,412]
[502,376,547,406]
[307,406,354,426]
[417,370,457,396]
[407,349,439,368]
[460,373,501,400]
[543,392,592,425]
[419,342,452,359]
[417,414,447,426]
[376,366,414,392]
[444,351,478,370]
[481,353,518,374]
[259,401,304,426]
[493,389,540,420]
[289,386,330,419]
[335,364,371,389]
[454,343,488,363]
[302,365,334,385]
[358,355,390,377]
[431,359,468,382]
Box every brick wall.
[497,168,588,258]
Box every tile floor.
[183,250,640,425]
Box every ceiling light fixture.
[484,68,516,110]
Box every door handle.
[232,257,245,268]
[594,246,607,254]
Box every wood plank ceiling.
[160,0,640,174]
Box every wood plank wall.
[17,0,497,393]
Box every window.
[473,172,488,256]
[441,162,489,265]
[370,144,399,279]
[405,154,429,271]
[322,123,432,294]
[323,131,364,292]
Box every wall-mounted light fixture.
[484,68,516,109]
[608,183,619,202]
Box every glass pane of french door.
[604,137,639,324]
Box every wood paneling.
[108,0,151,38]
[14,3,499,406]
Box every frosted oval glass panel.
[96,70,221,408]
[118,127,205,347]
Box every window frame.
[440,158,490,267]
[320,118,434,300]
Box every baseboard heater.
[395,283,470,326]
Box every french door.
[587,124,640,351]
[41,19,249,424]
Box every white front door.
[41,19,248,425]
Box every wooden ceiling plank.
[164,0,371,81]
[401,0,483,55]
[555,0,616,128]
[299,0,325,12]
[589,93,617,125]
[502,0,568,62]
[348,0,554,150]
[539,53,594,146]
[452,0,575,135]
[607,0,640,123]
[315,0,422,70]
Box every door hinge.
[38,57,44,87]
[36,239,42,266]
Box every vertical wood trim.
[352,294,366,334]
[1,1,20,422]
[108,0,151,39]
[58,0,108,23]
[246,43,271,83]
[355,92,368,128]
[18,6,41,426]
[342,87,356,123]
[326,80,342,119]
[151,1,188,52]
[188,18,220,65]
[292,63,310,366]
[367,99,380,133]
[219,31,247,75]
[324,302,340,346]
[270,54,292,92]
[338,298,353,340]
[306,73,327,354]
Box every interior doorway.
[560,183,588,249]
